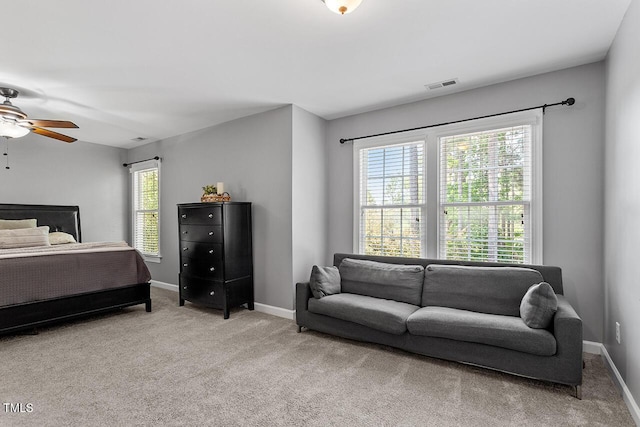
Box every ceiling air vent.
[425,78,459,90]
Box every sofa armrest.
[554,295,583,360]
[296,282,312,322]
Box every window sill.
[143,255,162,264]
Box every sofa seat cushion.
[339,258,425,305]
[406,306,556,356]
[308,293,420,335]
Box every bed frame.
[0,203,151,335]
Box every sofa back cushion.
[422,264,545,316]
[339,258,424,305]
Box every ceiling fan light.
[0,119,30,138]
[0,103,27,121]
[323,0,363,15]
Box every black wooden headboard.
[0,204,81,242]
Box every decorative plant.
[202,185,217,195]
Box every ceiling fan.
[0,87,78,143]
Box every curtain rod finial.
[340,138,351,144]
[565,97,575,106]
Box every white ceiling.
[2,0,631,149]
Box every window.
[353,110,542,264]
[438,121,537,263]
[131,159,161,262]
[354,138,426,257]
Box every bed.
[0,203,152,335]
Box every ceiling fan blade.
[27,126,77,143]
[19,119,78,128]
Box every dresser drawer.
[180,277,224,307]
[178,206,222,225]
[179,225,223,243]
[179,242,222,261]
[180,255,223,280]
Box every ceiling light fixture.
[0,90,29,139]
[0,118,29,138]
[322,0,363,15]
[0,87,78,144]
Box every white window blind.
[132,160,160,259]
[439,124,533,263]
[356,140,426,257]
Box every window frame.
[130,158,162,263]
[434,110,543,264]
[352,110,543,264]
[353,130,428,258]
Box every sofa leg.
[297,325,302,333]
[575,385,582,400]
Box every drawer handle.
[182,247,188,251]
[210,291,215,296]
[182,231,188,235]
[208,231,214,236]
[181,214,187,219]
[209,267,215,272]
[209,249,214,254]
[183,286,188,290]
[183,263,188,267]
[208,213,214,218]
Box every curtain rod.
[339,97,575,144]
[122,156,160,168]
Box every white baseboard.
[150,280,294,320]
[584,341,640,425]
[150,280,179,292]
[253,303,295,320]
[582,340,603,355]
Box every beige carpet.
[0,287,635,426]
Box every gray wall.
[128,106,328,311]
[292,106,328,308]
[127,106,293,309]
[0,135,128,242]
[604,0,640,408]
[326,62,606,342]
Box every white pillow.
[0,226,50,249]
[0,218,37,230]
[49,231,77,245]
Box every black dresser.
[177,202,254,318]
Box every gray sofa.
[296,253,583,398]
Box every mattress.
[0,242,151,307]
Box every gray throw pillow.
[520,282,558,329]
[309,265,341,299]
